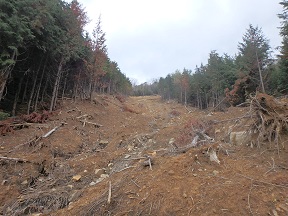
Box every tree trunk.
[27,59,43,114]
[12,76,24,116]
[0,50,16,100]
[50,57,64,111]
[61,74,67,100]
[256,50,265,93]
[184,89,187,105]
[89,73,95,101]
[34,56,47,111]
[41,74,49,103]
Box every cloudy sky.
[78,0,283,84]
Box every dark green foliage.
[236,24,271,94]
[0,111,9,120]
[278,0,288,93]
[146,52,238,109]
[139,3,287,108]
[0,0,131,115]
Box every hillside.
[1,95,288,216]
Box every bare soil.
[1,95,288,216]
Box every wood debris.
[248,93,288,149]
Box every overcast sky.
[78,0,283,84]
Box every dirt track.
[1,95,288,215]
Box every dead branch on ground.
[4,189,69,215]
[42,122,66,138]
[80,120,102,128]
[0,156,29,163]
[107,181,112,204]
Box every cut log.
[42,122,66,138]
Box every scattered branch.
[107,181,112,205]
[131,179,141,188]
[115,166,136,173]
[148,158,152,170]
[237,173,288,189]
[264,157,276,176]
[80,120,102,128]
[248,180,254,216]
[0,156,29,163]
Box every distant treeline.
[133,1,288,109]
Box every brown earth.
[1,95,288,216]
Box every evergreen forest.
[0,0,132,116]
[1,0,288,116]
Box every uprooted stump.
[249,93,288,147]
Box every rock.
[21,180,28,185]
[72,175,81,181]
[193,174,197,177]
[89,181,96,186]
[99,140,108,148]
[127,145,133,151]
[96,178,104,183]
[168,170,175,175]
[272,209,279,216]
[279,204,288,212]
[67,185,73,189]
[68,202,74,210]
[100,174,109,179]
[183,193,187,198]
[198,169,203,172]
[215,128,221,134]
[212,170,219,175]
[124,154,131,159]
[169,138,175,145]
[151,151,157,157]
[230,131,250,145]
[209,149,220,164]
[1,180,7,185]
[95,169,105,178]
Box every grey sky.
[79,0,283,84]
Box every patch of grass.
[0,111,9,120]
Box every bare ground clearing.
[1,95,288,216]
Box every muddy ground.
[1,95,288,216]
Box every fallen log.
[42,123,66,138]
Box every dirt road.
[1,95,288,215]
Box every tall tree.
[88,15,108,100]
[278,0,288,93]
[237,24,271,94]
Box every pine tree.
[237,24,271,94]
[278,0,288,93]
